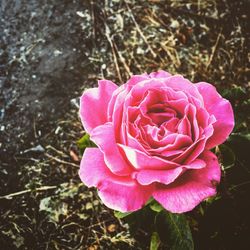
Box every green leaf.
[146,197,154,205]
[227,133,250,169]
[39,183,85,222]
[150,231,161,250]
[218,144,236,170]
[114,211,132,219]
[229,133,250,142]
[221,85,246,100]
[39,196,68,222]
[77,133,96,154]
[155,210,194,250]
[149,200,164,213]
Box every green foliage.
[218,144,236,170]
[222,85,250,133]
[229,133,250,142]
[228,133,250,168]
[119,205,157,238]
[77,133,96,154]
[39,182,90,222]
[150,231,161,250]
[155,211,194,250]
[114,211,132,219]
[116,199,194,250]
[149,200,164,213]
[221,85,247,101]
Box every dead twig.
[113,41,132,77]
[206,31,222,70]
[105,24,123,83]
[45,153,79,167]
[46,145,68,158]
[0,186,57,199]
[160,42,181,67]
[125,2,157,58]
[90,0,96,41]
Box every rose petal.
[196,107,211,129]
[118,144,180,170]
[79,148,114,187]
[149,70,172,78]
[167,98,189,115]
[177,116,191,136]
[183,158,206,169]
[107,84,126,121]
[134,158,206,186]
[173,136,206,164]
[91,123,132,175]
[185,104,199,141]
[162,75,203,101]
[98,181,153,212]
[149,134,192,156]
[135,167,183,185]
[173,124,214,164]
[126,74,149,86]
[127,127,150,152]
[108,84,134,144]
[161,118,179,134]
[80,80,117,133]
[196,82,234,149]
[153,151,221,213]
[79,148,153,212]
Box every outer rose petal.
[162,75,203,101]
[91,123,132,175]
[98,179,153,212]
[134,158,206,185]
[135,168,183,185]
[152,151,221,213]
[196,82,234,149]
[79,148,113,187]
[126,74,149,86]
[149,70,172,78]
[80,80,117,133]
[79,148,153,212]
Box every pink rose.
[79,71,234,213]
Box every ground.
[0,0,249,249]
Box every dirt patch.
[1,1,92,159]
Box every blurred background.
[0,0,249,249]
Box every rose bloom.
[79,71,234,213]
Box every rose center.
[147,103,177,126]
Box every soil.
[0,0,92,161]
[0,0,249,249]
